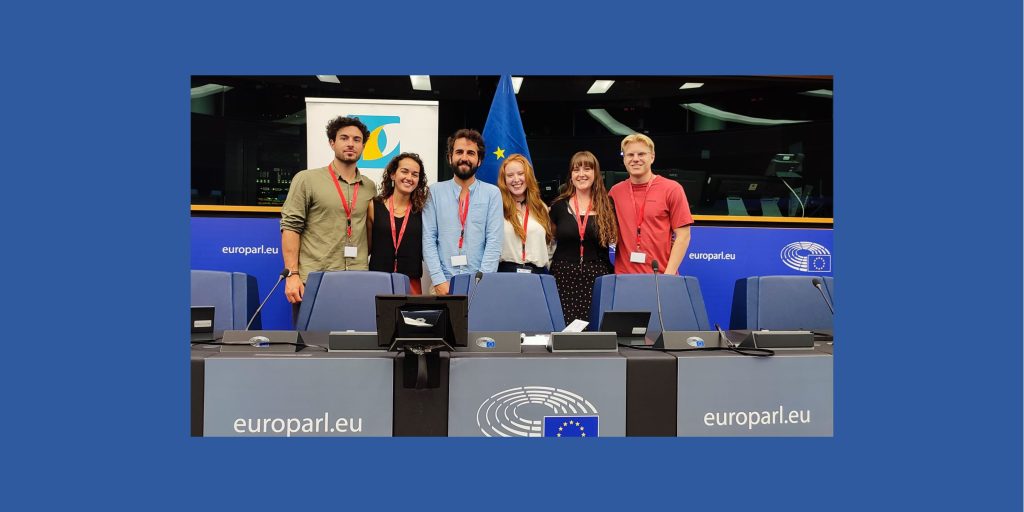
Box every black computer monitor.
[604,170,629,190]
[765,153,803,177]
[538,179,561,204]
[704,174,791,216]
[375,295,468,350]
[658,169,707,210]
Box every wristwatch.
[284,268,299,278]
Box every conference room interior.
[191,75,833,218]
[190,75,834,437]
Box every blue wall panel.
[191,217,290,330]
[678,226,833,328]
[192,216,832,330]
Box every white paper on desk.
[521,334,550,346]
[563,319,589,332]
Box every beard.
[451,159,479,180]
[336,153,359,165]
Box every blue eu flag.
[543,416,600,437]
[478,74,532,184]
[808,254,832,272]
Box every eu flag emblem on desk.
[543,416,599,437]
[478,74,531,185]
[808,254,832,272]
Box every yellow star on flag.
[493,146,506,160]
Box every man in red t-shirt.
[608,133,693,274]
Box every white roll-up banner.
[305,97,440,189]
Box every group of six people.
[280,116,693,327]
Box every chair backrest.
[590,274,710,333]
[730,275,834,330]
[190,270,261,331]
[296,271,411,331]
[449,273,566,333]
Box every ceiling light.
[680,103,809,126]
[800,89,833,99]
[410,75,432,91]
[586,109,634,136]
[316,75,340,84]
[190,84,232,99]
[679,82,704,90]
[587,80,615,94]
[511,76,523,94]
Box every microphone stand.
[244,269,289,330]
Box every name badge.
[451,254,469,267]
[516,267,532,274]
[629,251,647,263]
[344,246,358,258]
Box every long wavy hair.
[497,154,553,243]
[553,151,618,247]
[375,152,429,213]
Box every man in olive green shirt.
[280,116,378,319]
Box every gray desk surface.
[192,334,832,437]
[451,344,624,358]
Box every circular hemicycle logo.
[476,386,598,437]
[780,241,832,272]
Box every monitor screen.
[765,153,803,177]
[658,169,707,210]
[538,179,561,204]
[605,170,629,190]
[375,295,469,349]
[704,173,792,215]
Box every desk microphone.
[715,322,736,348]
[244,268,290,330]
[811,277,835,315]
[466,271,485,315]
[652,260,668,338]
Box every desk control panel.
[550,332,619,352]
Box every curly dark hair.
[445,128,486,161]
[376,153,429,213]
[326,116,370,142]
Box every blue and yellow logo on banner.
[350,115,400,168]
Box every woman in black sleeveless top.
[549,151,618,326]
[368,153,428,294]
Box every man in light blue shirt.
[422,129,504,295]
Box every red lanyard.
[519,205,530,261]
[457,187,470,250]
[328,164,360,238]
[628,175,656,250]
[388,196,410,272]
[572,194,592,262]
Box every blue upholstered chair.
[590,274,711,333]
[295,271,410,331]
[730,275,834,330]
[190,270,261,331]
[448,273,566,333]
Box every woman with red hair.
[496,154,553,273]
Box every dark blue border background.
[7,1,1020,509]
